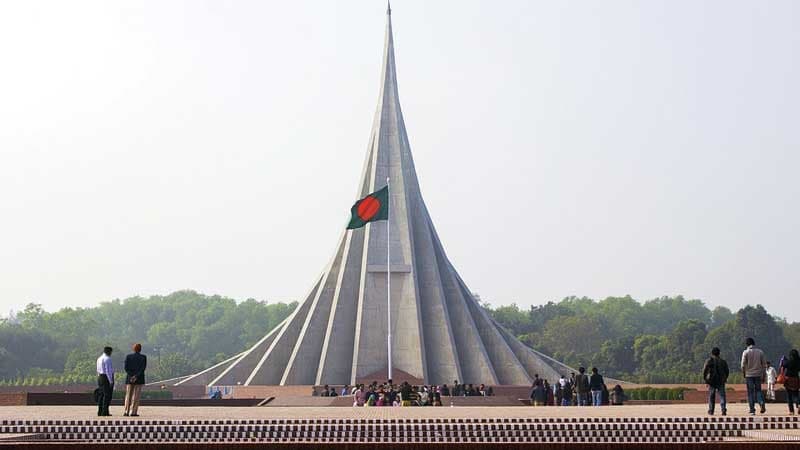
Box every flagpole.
[386,176,392,382]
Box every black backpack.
[704,358,719,385]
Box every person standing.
[545,380,554,406]
[96,346,114,417]
[765,362,777,401]
[575,367,590,406]
[555,379,563,406]
[703,347,730,416]
[530,381,547,406]
[781,349,800,415]
[569,372,577,406]
[589,368,604,406]
[123,343,147,417]
[561,378,573,406]
[741,337,767,415]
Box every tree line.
[0,290,295,384]
[485,296,800,383]
[1,291,798,385]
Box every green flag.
[347,185,389,229]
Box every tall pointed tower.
[176,6,571,387]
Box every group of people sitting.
[530,367,624,407]
[312,380,494,406]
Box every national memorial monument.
[172,6,571,387]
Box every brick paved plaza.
[3,404,799,447]
[0,403,795,421]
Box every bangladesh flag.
[347,185,389,229]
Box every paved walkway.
[1,403,795,421]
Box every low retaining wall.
[684,389,786,403]
[0,393,26,406]
[0,384,205,399]
[0,392,263,407]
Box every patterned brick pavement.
[0,403,795,421]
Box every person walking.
[589,368,604,406]
[741,337,767,415]
[575,367,590,406]
[766,362,778,401]
[781,349,800,415]
[123,343,147,417]
[95,346,114,417]
[703,347,730,416]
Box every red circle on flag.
[357,196,381,221]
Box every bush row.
[625,387,693,401]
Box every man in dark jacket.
[703,347,730,416]
[123,343,147,417]
[530,381,547,406]
[589,367,605,406]
[575,367,591,406]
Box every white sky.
[1,1,798,320]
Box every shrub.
[625,386,693,401]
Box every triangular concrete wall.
[178,6,568,387]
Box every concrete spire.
[174,7,571,388]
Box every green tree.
[736,305,790,359]
[641,296,711,334]
[17,303,46,330]
[527,301,575,333]
[633,334,668,374]
[597,337,636,376]
[781,321,800,349]
[710,306,734,329]
[152,353,193,381]
[63,349,98,378]
[537,315,607,368]
[487,303,531,337]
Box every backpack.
[578,374,590,392]
[704,357,719,385]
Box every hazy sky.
[1,1,798,320]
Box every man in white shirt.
[741,337,767,415]
[765,361,778,401]
[96,346,114,416]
